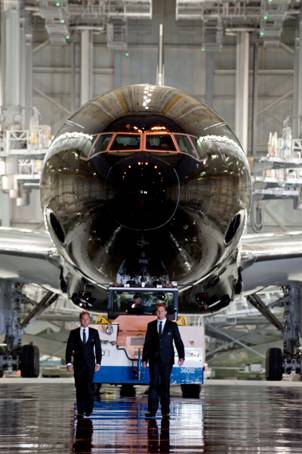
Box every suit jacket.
[142,319,185,365]
[65,327,102,372]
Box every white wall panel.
[165,47,205,95]
[12,190,43,225]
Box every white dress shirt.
[157,318,166,334]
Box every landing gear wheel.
[20,345,40,378]
[181,384,201,398]
[265,347,283,381]
[120,384,136,397]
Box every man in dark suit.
[142,303,185,418]
[66,311,102,417]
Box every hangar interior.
[1,0,302,379]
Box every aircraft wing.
[240,231,302,293]
[0,227,62,292]
[2,227,302,297]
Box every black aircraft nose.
[106,154,180,231]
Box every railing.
[0,126,52,206]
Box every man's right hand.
[66,364,73,372]
[142,361,148,368]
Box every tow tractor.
[93,285,205,398]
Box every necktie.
[83,329,86,343]
[159,321,162,336]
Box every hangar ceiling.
[14,1,301,49]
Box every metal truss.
[31,0,152,47]
[176,1,299,47]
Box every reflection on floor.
[0,382,302,452]
[76,399,204,453]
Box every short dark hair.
[155,303,167,311]
[79,311,91,320]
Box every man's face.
[156,306,167,320]
[80,313,91,327]
[133,297,142,306]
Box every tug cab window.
[146,134,176,151]
[110,134,141,150]
[108,289,177,319]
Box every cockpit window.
[146,134,176,151]
[190,136,203,157]
[110,134,141,150]
[95,133,112,152]
[175,134,195,155]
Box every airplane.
[1,83,302,380]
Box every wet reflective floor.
[1,380,302,453]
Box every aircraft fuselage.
[41,84,251,312]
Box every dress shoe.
[145,412,156,418]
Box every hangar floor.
[0,379,302,453]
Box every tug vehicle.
[93,285,205,398]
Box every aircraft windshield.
[174,134,196,156]
[110,134,141,150]
[89,131,200,158]
[96,133,112,151]
[109,290,176,317]
[146,134,176,151]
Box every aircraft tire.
[181,384,201,398]
[265,347,283,381]
[20,345,40,378]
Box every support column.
[0,0,22,226]
[70,41,77,112]
[0,2,3,108]
[3,0,21,111]
[235,31,249,153]
[20,16,32,129]
[250,38,258,156]
[0,192,11,227]
[205,51,215,107]
[156,23,164,86]
[293,10,302,138]
[80,29,93,105]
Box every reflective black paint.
[41,85,251,302]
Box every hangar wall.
[1,0,301,231]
